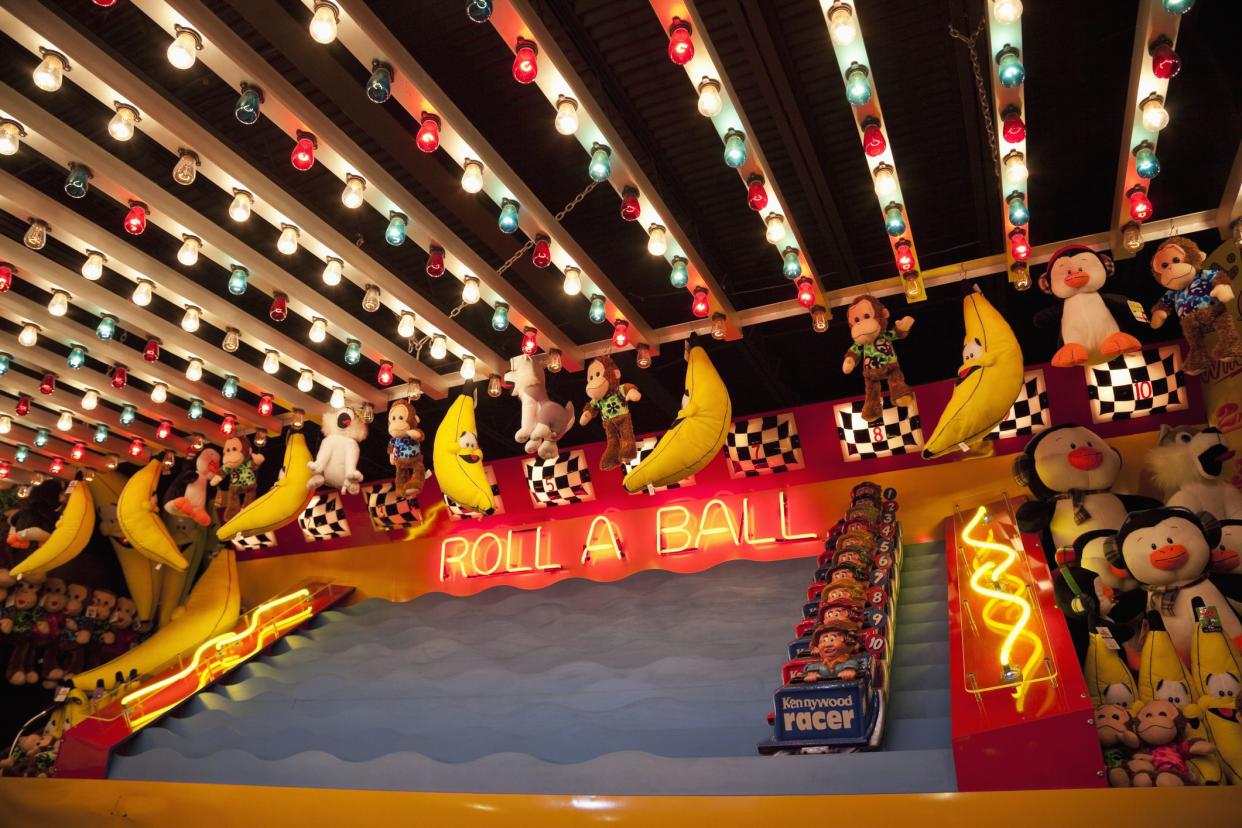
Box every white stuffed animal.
[1147,425,1242,521]
[307,408,367,495]
[504,354,574,460]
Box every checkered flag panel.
[230,531,276,552]
[725,413,804,478]
[298,491,351,542]
[622,436,696,494]
[1086,345,1187,423]
[364,482,422,531]
[524,450,594,508]
[835,396,924,462]
[987,371,1051,441]
[444,465,505,520]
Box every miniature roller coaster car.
[758,664,885,755]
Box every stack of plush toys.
[1012,421,1242,786]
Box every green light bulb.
[64,163,91,199]
[723,129,747,168]
[588,144,612,182]
[228,266,248,296]
[94,423,109,444]
[1134,145,1160,180]
[188,399,203,420]
[366,62,392,103]
[782,248,802,279]
[344,339,362,365]
[96,315,117,340]
[1162,0,1195,11]
[34,428,49,448]
[844,63,872,106]
[884,204,906,237]
[498,199,520,234]
[589,294,607,324]
[67,346,86,370]
[996,46,1024,89]
[385,212,407,246]
[1007,192,1029,226]
[491,303,510,332]
[222,376,239,398]
[15,445,28,462]
[670,257,689,288]
[0,352,8,375]
[235,85,262,125]
[120,405,136,425]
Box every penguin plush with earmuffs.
[1013,424,1158,659]
[1108,507,1242,663]
[1033,245,1143,368]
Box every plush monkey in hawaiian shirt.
[1149,236,1242,376]
[842,295,914,423]
[580,356,641,471]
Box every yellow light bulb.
[873,163,897,198]
[459,356,475,381]
[167,26,201,70]
[108,104,139,141]
[177,234,201,266]
[697,79,722,118]
[461,159,484,193]
[0,119,23,156]
[277,224,300,255]
[647,224,668,256]
[309,2,339,44]
[462,276,480,304]
[397,311,416,338]
[186,358,203,382]
[81,250,105,281]
[33,50,67,92]
[764,213,787,244]
[429,334,447,360]
[341,174,366,209]
[132,279,154,306]
[555,96,579,135]
[81,389,98,411]
[827,3,857,46]
[57,410,73,431]
[263,350,279,374]
[151,382,168,404]
[330,387,345,409]
[297,369,314,393]
[181,305,201,332]
[19,323,39,347]
[562,266,582,296]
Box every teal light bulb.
[0,352,8,375]
[723,130,747,168]
[491,302,510,332]
[64,163,92,199]
[588,294,607,324]
[34,428,49,448]
[120,404,136,425]
[1007,192,1029,226]
[1134,145,1161,180]
[498,199,520,234]
[222,375,239,399]
[782,248,803,279]
[385,212,407,246]
[366,62,392,103]
[996,46,1024,89]
[844,63,872,106]
[228,266,248,296]
[188,399,203,420]
[344,339,362,365]
[884,204,906,237]
[96,315,117,340]
[588,144,612,182]
[67,345,86,370]
[93,423,109,444]
[235,85,262,125]
[15,445,28,462]
[670,257,689,288]
[1162,0,1194,13]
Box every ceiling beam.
[0,442,70,483]
[983,0,1029,285]
[0,387,144,463]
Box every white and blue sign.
[773,683,866,744]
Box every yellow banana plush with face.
[117,461,187,571]
[922,288,1024,459]
[1083,629,1138,707]
[1190,601,1242,783]
[624,346,732,493]
[9,480,94,577]
[217,432,315,541]
[433,395,494,514]
[90,473,161,622]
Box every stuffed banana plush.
[432,395,494,514]
[1083,628,1138,707]
[9,480,94,577]
[117,461,188,571]
[217,432,315,541]
[1190,597,1242,784]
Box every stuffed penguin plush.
[1112,508,1242,662]
[1035,246,1142,368]
[164,447,221,526]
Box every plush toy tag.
[85,606,98,619]
[1095,626,1121,650]
[1197,604,1223,633]
[1127,300,1149,323]
[53,686,70,702]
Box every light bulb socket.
[172,24,203,52]
[295,129,318,149]
[388,209,408,223]
[515,37,539,57]
[37,47,71,73]
[126,199,149,215]
[1131,139,1154,156]
[1147,34,1173,56]
[0,118,27,138]
[1125,183,1147,198]
[238,81,265,104]
[994,44,1020,65]
[112,101,141,124]
[590,141,612,159]
[370,58,393,76]
[697,77,720,95]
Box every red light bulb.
[416,113,441,153]
[1128,187,1153,222]
[49,457,64,475]
[129,438,145,458]
[668,18,694,65]
[531,235,551,269]
[691,286,710,318]
[220,415,236,436]
[746,175,768,211]
[40,373,56,394]
[93,0,117,6]
[0,262,13,292]
[15,395,29,416]
[1150,38,1181,80]
[290,132,316,172]
[70,443,85,461]
[521,327,538,356]
[1008,228,1030,261]
[377,361,394,386]
[111,365,127,389]
[861,121,886,157]
[257,394,274,416]
[156,419,173,440]
[620,187,641,222]
[894,240,915,273]
[612,319,630,349]
[1001,110,1026,144]
[269,292,288,322]
[795,276,815,309]
[123,201,148,235]
[143,338,160,362]
[512,39,539,84]
[0,461,8,478]
[426,246,445,277]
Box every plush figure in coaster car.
[387,399,426,497]
[820,580,866,612]
[506,354,574,461]
[1095,703,1141,787]
[5,479,62,549]
[842,295,914,424]
[1110,508,1242,661]
[307,408,366,495]
[799,620,862,683]
[1036,246,1142,368]
[1149,236,1242,376]
[212,436,264,523]
[580,355,641,471]
[164,447,220,527]
[1124,699,1216,786]
[1147,425,1242,521]
[1,581,41,685]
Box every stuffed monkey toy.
[49,583,89,682]
[211,436,264,524]
[1149,236,1242,376]
[1,581,42,685]
[842,295,914,423]
[387,399,426,497]
[1125,699,1215,786]
[579,356,641,471]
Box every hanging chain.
[494,179,600,277]
[949,18,1000,179]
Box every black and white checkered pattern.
[725,413,804,478]
[298,491,351,541]
[444,465,505,520]
[230,531,276,552]
[987,371,1051,441]
[364,482,422,530]
[622,436,696,494]
[1086,345,1187,423]
[524,450,594,508]
[834,397,924,462]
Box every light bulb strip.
[483,0,740,336]
[649,0,828,314]
[1109,0,1182,259]
[817,1,925,301]
[0,440,83,479]
[315,0,660,353]
[0,451,39,484]
[983,0,1029,282]
[0,386,149,462]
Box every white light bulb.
[647,224,667,256]
[562,266,582,296]
[1004,152,1028,185]
[554,96,579,136]
[228,189,253,222]
[132,279,153,307]
[461,159,484,193]
[150,382,168,404]
[307,319,328,346]
[177,234,201,266]
[297,369,314,393]
[873,164,897,198]
[186,358,203,382]
[19,323,39,347]
[992,0,1023,25]
[181,306,201,332]
[397,311,416,339]
[764,213,787,244]
[0,415,9,434]
[0,120,22,156]
[80,389,98,411]
[48,290,70,317]
[309,2,340,45]
[33,51,66,92]
[167,27,201,70]
[362,284,381,313]
[459,356,475,381]
[329,386,345,410]
[341,175,366,209]
[81,250,105,281]
[57,410,73,431]
[277,224,300,255]
[697,79,722,118]
[263,350,279,374]
[322,257,343,286]
[108,104,139,141]
[827,3,857,46]
[1141,96,1169,132]
[461,276,480,304]
[429,334,447,360]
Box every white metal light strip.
[0,395,145,468]
[984,0,1029,285]
[0,384,163,461]
[0,437,89,478]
